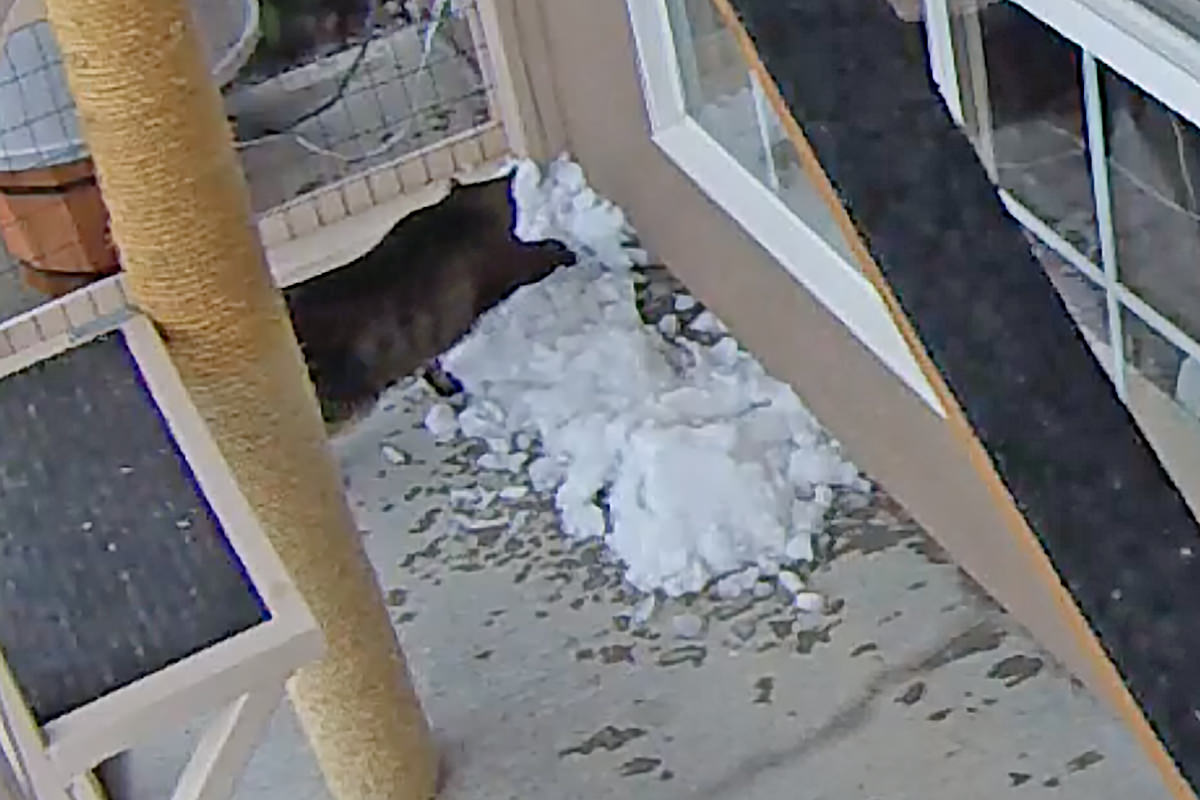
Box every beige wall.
[486,0,1106,690]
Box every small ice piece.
[674,294,696,312]
[631,594,657,627]
[514,432,533,451]
[450,488,479,509]
[777,570,805,596]
[478,452,516,472]
[753,580,774,599]
[689,310,727,335]
[672,612,706,640]
[793,591,824,614]
[814,484,834,506]
[710,337,739,366]
[715,573,744,599]
[785,534,814,563]
[657,314,679,338]
[424,403,459,440]
[499,486,529,502]
[380,443,410,465]
[486,437,512,455]
[528,457,565,492]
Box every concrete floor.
[105,371,1171,799]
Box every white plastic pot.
[0,0,260,172]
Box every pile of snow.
[429,156,867,598]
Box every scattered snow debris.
[753,580,774,599]
[710,337,739,366]
[631,594,657,627]
[456,514,511,531]
[499,486,529,502]
[380,443,410,465]
[688,310,728,336]
[450,487,495,510]
[657,314,679,338]
[509,509,531,532]
[512,156,637,269]
[674,294,696,312]
[478,452,526,472]
[424,403,458,440]
[777,570,806,597]
[528,456,565,493]
[514,432,533,451]
[793,591,824,614]
[671,613,706,640]
[440,156,863,597]
[785,535,814,563]
[715,573,745,600]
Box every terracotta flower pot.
[0,158,119,279]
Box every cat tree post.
[38,1,438,798]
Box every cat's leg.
[420,358,463,397]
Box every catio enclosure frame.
[0,283,323,800]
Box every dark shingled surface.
[0,332,266,724]
[729,0,1200,788]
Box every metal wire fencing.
[0,0,508,323]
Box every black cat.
[283,175,575,431]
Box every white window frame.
[624,0,946,417]
[922,0,1200,409]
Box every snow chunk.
[674,294,696,312]
[423,403,458,440]
[442,157,862,597]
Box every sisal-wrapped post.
[39,1,438,797]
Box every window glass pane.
[1102,65,1200,345]
[949,0,1100,260]
[1123,308,1196,414]
[664,0,858,266]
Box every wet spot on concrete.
[660,769,675,781]
[1066,750,1104,773]
[1009,772,1031,787]
[878,610,903,626]
[658,645,707,668]
[754,676,774,705]
[514,564,533,584]
[403,486,422,502]
[619,757,662,777]
[983,697,997,706]
[834,522,911,558]
[927,707,953,722]
[559,726,646,757]
[796,623,837,654]
[473,650,493,661]
[599,644,636,664]
[1043,777,1060,788]
[896,681,926,705]
[396,611,417,625]
[570,597,586,610]
[850,642,879,657]
[987,654,1044,688]
[907,580,927,591]
[385,588,407,607]
[907,536,952,564]
[921,623,1006,671]
[576,648,595,661]
[535,609,549,619]
[769,620,794,639]
[408,507,442,535]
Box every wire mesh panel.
[0,0,512,323]
[0,0,260,323]
[228,0,509,241]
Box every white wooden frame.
[0,307,323,800]
[623,0,946,416]
[920,0,1200,409]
